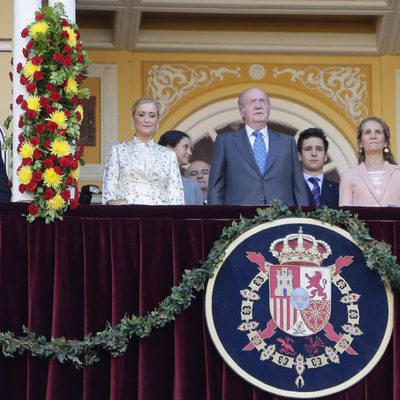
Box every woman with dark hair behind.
[158,130,203,205]
[339,116,400,206]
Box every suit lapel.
[264,130,282,174]
[376,162,394,203]
[232,129,261,174]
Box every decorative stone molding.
[272,66,368,124]
[147,64,241,116]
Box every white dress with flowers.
[102,137,184,205]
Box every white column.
[12,0,41,202]
[49,0,76,22]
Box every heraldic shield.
[205,217,393,399]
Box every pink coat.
[339,161,400,206]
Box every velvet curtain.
[0,203,398,400]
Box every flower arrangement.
[15,2,90,223]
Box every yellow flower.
[19,142,35,159]
[47,110,67,129]
[62,26,77,47]
[46,194,66,211]
[65,77,78,94]
[27,95,41,112]
[29,21,49,37]
[70,165,80,180]
[51,138,72,157]
[18,166,32,185]
[43,168,62,189]
[75,105,84,124]
[23,60,41,82]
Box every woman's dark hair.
[158,130,190,148]
[357,116,396,164]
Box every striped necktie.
[252,131,268,174]
[308,177,321,206]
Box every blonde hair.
[131,97,160,118]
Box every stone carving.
[272,66,368,123]
[147,64,241,116]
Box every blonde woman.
[102,97,184,205]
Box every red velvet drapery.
[0,203,398,400]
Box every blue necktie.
[252,131,268,174]
[308,177,321,206]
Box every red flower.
[63,45,72,53]
[35,123,45,134]
[18,134,24,143]
[65,111,71,118]
[60,189,71,201]
[26,40,34,51]
[63,55,73,66]
[31,56,43,65]
[61,18,69,27]
[49,91,61,102]
[18,117,24,128]
[33,71,43,81]
[26,181,37,191]
[21,101,27,110]
[76,111,82,122]
[20,75,28,85]
[59,157,70,167]
[77,54,84,63]
[76,42,82,51]
[33,149,43,160]
[26,82,36,93]
[43,140,52,149]
[61,31,69,39]
[46,105,55,115]
[70,160,78,170]
[71,95,79,105]
[22,48,28,58]
[44,189,55,200]
[69,198,79,209]
[54,167,63,175]
[47,121,58,132]
[52,53,64,64]
[28,203,39,216]
[30,136,40,146]
[22,158,32,166]
[35,13,44,21]
[46,83,56,92]
[16,94,24,105]
[75,31,81,39]
[48,39,53,46]
[66,176,73,186]
[39,97,49,107]
[21,28,29,38]
[43,158,54,169]
[17,62,23,73]
[19,184,26,193]
[76,75,83,83]
[32,170,43,182]
[26,109,37,120]
[57,129,66,136]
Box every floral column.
[12,0,42,201]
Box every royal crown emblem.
[205,218,393,398]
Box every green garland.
[0,203,399,368]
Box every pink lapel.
[356,163,380,204]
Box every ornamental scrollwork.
[147,64,241,116]
[272,66,368,124]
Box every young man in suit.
[297,128,339,207]
[207,88,309,206]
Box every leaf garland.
[0,203,398,367]
[14,2,90,223]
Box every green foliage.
[0,203,398,367]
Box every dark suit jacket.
[207,128,309,206]
[0,149,10,202]
[305,177,339,207]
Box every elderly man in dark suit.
[297,128,339,207]
[207,87,309,206]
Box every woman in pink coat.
[339,116,400,206]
